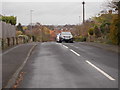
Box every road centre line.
[69,44,79,49]
[86,60,115,81]
[70,49,80,56]
[62,45,68,49]
[74,46,79,49]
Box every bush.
[74,36,86,42]
[1,16,16,25]
[88,28,94,35]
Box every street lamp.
[82,1,85,24]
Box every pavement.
[2,42,38,88]
[16,42,118,88]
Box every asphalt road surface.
[2,43,37,88]
[18,42,118,88]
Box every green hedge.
[74,36,86,42]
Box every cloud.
[2,2,103,25]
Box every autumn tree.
[108,1,120,45]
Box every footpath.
[1,42,38,88]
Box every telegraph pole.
[30,10,34,31]
[79,16,80,25]
[82,1,85,24]
[30,10,34,42]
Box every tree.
[16,23,24,32]
[108,1,120,45]
[94,25,101,38]
[109,14,120,45]
[108,1,120,15]
[88,28,94,36]
[1,16,16,25]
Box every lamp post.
[82,1,85,24]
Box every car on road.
[56,32,73,43]
[56,33,61,42]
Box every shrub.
[74,36,86,42]
[88,28,94,35]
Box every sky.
[1,0,109,25]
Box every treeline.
[73,1,120,45]
[16,22,51,42]
[0,15,51,42]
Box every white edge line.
[70,49,80,56]
[4,44,37,88]
[86,60,115,81]
[1,45,22,55]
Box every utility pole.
[30,10,34,42]
[30,10,34,31]
[79,16,80,25]
[82,1,85,24]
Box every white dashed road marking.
[74,46,79,49]
[86,60,115,81]
[62,45,68,49]
[70,49,80,56]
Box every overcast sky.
[1,0,109,25]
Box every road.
[18,42,118,88]
[2,43,37,88]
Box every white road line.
[56,43,62,45]
[1,45,22,55]
[62,45,68,49]
[86,60,115,81]
[74,46,79,49]
[69,44,79,49]
[70,49,80,56]
[4,44,37,88]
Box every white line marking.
[4,44,37,88]
[70,49,80,56]
[86,60,115,81]
[74,46,79,49]
[1,45,22,55]
[63,45,68,49]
